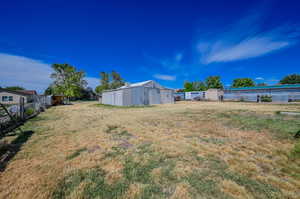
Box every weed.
[219,172,282,199]
[105,125,119,133]
[291,141,300,158]
[66,148,87,160]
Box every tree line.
[43,63,125,100]
[182,74,300,92]
[1,62,299,95]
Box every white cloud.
[197,14,299,64]
[153,74,176,81]
[0,53,52,93]
[85,77,99,89]
[0,53,98,93]
[255,77,264,80]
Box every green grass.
[291,141,300,158]
[52,142,283,199]
[218,111,300,139]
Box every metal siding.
[161,89,174,104]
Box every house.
[102,80,174,106]
[224,84,300,102]
[0,89,37,104]
[175,89,224,101]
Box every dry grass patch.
[0,101,299,198]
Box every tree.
[44,86,54,95]
[184,81,193,92]
[95,72,110,94]
[50,63,87,101]
[5,86,25,91]
[280,74,300,84]
[205,76,223,89]
[110,70,125,89]
[232,78,255,88]
[192,81,207,91]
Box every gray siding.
[101,80,174,106]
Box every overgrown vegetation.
[218,111,300,139]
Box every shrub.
[25,108,35,116]
[261,95,272,102]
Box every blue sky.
[0,0,299,92]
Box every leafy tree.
[232,78,255,88]
[110,70,125,89]
[95,71,125,94]
[192,81,207,91]
[95,72,110,94]
[280,74,300,84]
[5,86,25,91]
[50,63,87,101]
[44,86,54,95]
[80,87,96,100]
[205,76,223,89]
[184,81,193,92]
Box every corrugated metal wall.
[224,90,300,102]
[160,89,174,104]
[102,83,174,106]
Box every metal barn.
[102,80,174,106]
[224,84,300,102]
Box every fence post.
[19,97,25,120]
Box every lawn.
[0,101,300,199]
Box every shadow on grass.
[0,130,34,171]
[93,104,155,109]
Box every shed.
[224,84,300,102]
[102,80,174,106]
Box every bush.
[291,142,300,158]
[25,108,35,116]
[261,95,272,102]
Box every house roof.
[119,80,153,89]
[103,80,173,92]
[17,90,37,95]
[0,88,33,96]
[226,84,300,91]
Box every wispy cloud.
[153,74,176,81]
[197,13,300,64]
[255,77,264,80]
[0,53,98,93]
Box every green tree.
[192,81,207,91]
[50,63,87,101]
[110,70,125,89]
[205,76,223,89]
[280,74,300,84]
[232,78,255,88]
[95,72,110,94]
[184,81,193,92]
[5,86,25,91]
[44,86,54,95]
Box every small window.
[2,96,13,102]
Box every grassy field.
[0,101,300,199]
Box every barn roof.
[103,80,173,92]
